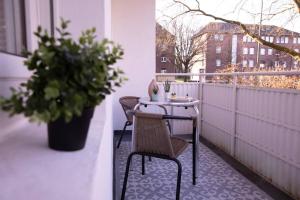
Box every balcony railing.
[156,71,300,200]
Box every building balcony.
[114,72,300,200]
[0,1,299,199]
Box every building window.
[0,0,27,55]
[242,35,247,42]
[282,61,287,68]
[249,48,255,55]
[260,48,265,55]
[243,47,248,54]
[298,37,300,44]
[293,61,298,68]
[219,34,224,41]
[269,36,274,43]
[214,34,224,41]
[293,37,297,44]
[161,57,167,63]
[275,61,279,66]
[285,37,289,43]
[216,59,221,67]
[268,48,273,55]
[260,61,265,68]
[249,60,254,67]
[216,46,221,54]
[276,37,280,43]
[161,68,167,73]
[242,60,247,67]
[295,49,299,52]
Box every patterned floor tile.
[116,142,273,200]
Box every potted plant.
[163,80,171,100]
[0,19,126,151]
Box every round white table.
[133,97,200,185]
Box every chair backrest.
[132,112,175,158]
[119,96,140,122]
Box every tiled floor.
[115,140,274,200]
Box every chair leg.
[121,152,135,200]
[172,158,182,200]
[117,121,128,148]
[142,155,145,175]
[166,120,171,133]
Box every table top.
[139,97,200,107]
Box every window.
[161,57,167,63]
[268,49,273,55]
[216,46,221,54]
[280,37,285,43]
[293,37,297,44]
[216,59,221,67]
[249,60,254,67]
[293,61,298,68]
[298,37,300,44]
[214,34,219,40]
[161,69,167,73]
[269,36,274,43]
[276,37,280,43]
[260,48,265,55]
[214,34,224,41]
[242,60,247,67]
[265,36,269,42]
[295,49,299,52]
[242,35,247,42]
[219,34,224,41]
[249,48,255,55]
[259,61,265,68]
[0,0,27,55]
[282,61,287,68]
[285,37,289,43]
[243,47,248,54]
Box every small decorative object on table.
[148,79,159,101]
[163,80,171,100]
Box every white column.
[111,0,156,130]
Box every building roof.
[197,22,300,36]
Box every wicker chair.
[121,112,194,200]
[117,96,140,148]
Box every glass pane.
[0,0,26,56]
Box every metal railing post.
[198,75,204,137]
[231,75,238,157]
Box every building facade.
[156,23,176,73]
[195,22,300,73]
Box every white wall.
[0,1,114,199]
[53,0,108,40]
[111,0,156,130]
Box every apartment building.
[156,23,175,73]
[195,22,300,73]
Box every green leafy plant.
[0,19,126,123]
[163,80,171,92]
[153,86,159,95]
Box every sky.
[156,0,300,33]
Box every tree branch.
[172,0,300,61]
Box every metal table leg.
[193,105,200,185]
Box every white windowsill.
[0,104,111,200]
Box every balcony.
[0,1,299,199]
[114,72,300,200]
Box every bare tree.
[157,20,207,81]
[172,0,300,62]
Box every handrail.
[156,71,300,77]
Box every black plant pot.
[47,107,95,151]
